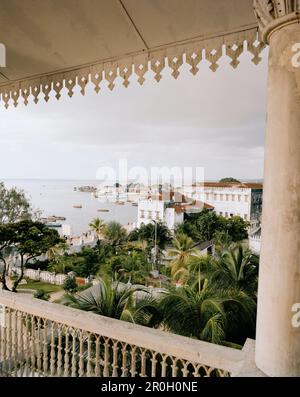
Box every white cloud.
[0,50,268,180]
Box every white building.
[183,182,263,221]
[137,198,184,231]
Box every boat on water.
[97,209,110,212]
[55,216,66,221]
[40,215,66,223]
[47,223,62,228]
[73,205,82,209]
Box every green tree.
[103,221,127,249]
[63,275,78,293]
[186,209,221,241]
[177,210,249,243]
[167,233,199,280]
[158,282,256,345]
[0,182,32,224]
[0,223,17,290]
[219,216,249,242]
[212,230,233,250]
[62,278,161,327]
[89,218,106,240]
[11,221,62,292]
[34,289,50,301]
[210,244,259,296]
[129,222,171,254]
[219,178,241,183]
[74,246,101,277]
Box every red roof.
[195,182,263,189]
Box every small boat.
[97,209,110,212]
[73,205,82,209]
[47,223,62,228]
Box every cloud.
[0,50,268,180]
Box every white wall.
[137,200,164,227]
[186,187,252,220]
[137,200,184,231]
[249,235,261,254]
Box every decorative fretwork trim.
[0,28,265,109]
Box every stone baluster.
[24,314,30,376]
[94,336,101,377]
[12,310,18,376]
[182,361,190,377]
[7,308,12,373]
[30,314,36,375]
[57,324,63,376]
[78,330,84,377]
[71,329,77,377]
[18,311,25,377]
[171,357,178,376]
[130,345,137,377]
[103,338,110,377]
[42,318,48,375]
[160,354,168,377]
[139,348,147,377]
[50,321,56,376]
[64,327,70,377]
[151,351,157,376]
[36,317,42,376]
[121,343,129,377]
[111,341,119,377]
[86,333,93,377]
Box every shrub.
[34,289,50,301]
[63,276,78,293]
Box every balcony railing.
[0,290,247,377]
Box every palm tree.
[209,244,259,296]
[168,233,199,280]
[103,221,127,249]
[187,254,215,293]
[158,282,226,344]
[89,218,106,240]
[158,282,256,345]
[62,277,160,326]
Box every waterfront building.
[183,182,263,221]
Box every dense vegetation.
[0,182,258,348]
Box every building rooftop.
[194,182,263,189]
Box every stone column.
[253,1,300,377]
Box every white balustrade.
[0,290,246,377]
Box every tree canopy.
[176,209,249,243]
[219,177,241,183]
[0,182,32,224]
[0,220,62,291]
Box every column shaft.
[256,23,300,377]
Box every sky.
[0,49,268,182]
